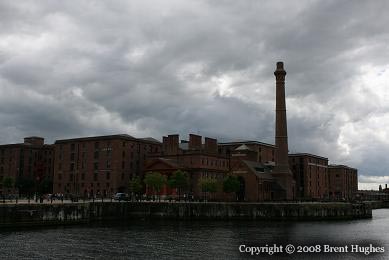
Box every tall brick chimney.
[273,61,295,200]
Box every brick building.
[218,141,276,164]
[144,134,230,200]
[227,144,283,201]
[53,134,161,197]
[0,137,54,196]
[289,153,329,200]
[328,165,358,200]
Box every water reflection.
[0,209,388,259]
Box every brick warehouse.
[144,134,230,200]
[289,153,329,200]
[328,164,358,200]
[0,137,54,196]
[52,134,161,197]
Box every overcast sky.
[1,1,388,189]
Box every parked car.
[113,193,129,201]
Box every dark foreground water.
[1,209,389,260]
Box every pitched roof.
[145,158,182,170]
[241,160,274,180]
[139,137,161,143]
[235,144,255,151]
[218,140,275,148]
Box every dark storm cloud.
[1,0,389,187]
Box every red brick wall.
[0,140,54,195]
[189,134,202,150]
[289,154,328,200]
[328,165,358,200]
[53,136,161,196]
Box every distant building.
[355,190,389,201]
[53,134,161,197]
[328,165,358,200]
[145,134,230,200]
[0,137,54,196]
[289,153,329,200]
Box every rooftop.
[289,153,328,161]
[55,134,161,144]
[219,140,275,148]
[329,164,357,170]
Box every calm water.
[1,209,389,259]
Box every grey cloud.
[1,0,389,182]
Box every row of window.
[57,182,112,189]
[61,141,160,155]
[58,171,115,181]
[61,160,139,172]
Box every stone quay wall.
[0,202,372,228]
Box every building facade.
[289,153,329,200]
[0,137,54,196]
[227,144,282,201]
[328,165,358,200]
[218,141,276,164]
[145,134,230,200]
[53,134,161,197]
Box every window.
[94,172,98,181]
[106,172,110,180]
[95,142,99,149]
[81,173,85,180]
[122,161,125,169]
[94,151,99,159]
[71,143,75,151]
[70,153,75,161]
[94,162,98,170]
[70,163,75,171]
[107,160,111,169]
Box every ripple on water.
[0,209,388,260]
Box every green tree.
[2,176,14,201]
[129,176,142,201]
[199,178,218,202]
[144,172,166,201]
[223,175,240,200]
[168,170,189,201]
